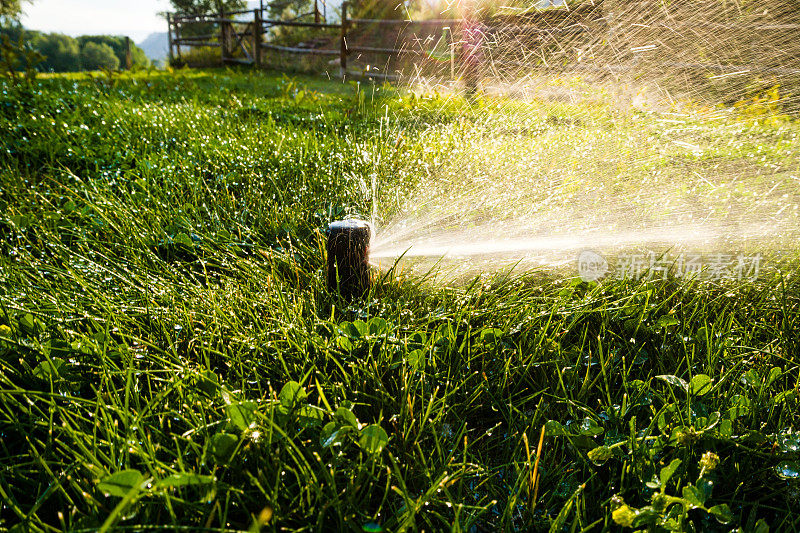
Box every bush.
[33,32,80,72]
[2,27,149,72]
[80,41,119,70]
[77,35,149,68]
[173,46,220,67]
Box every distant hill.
[138,32,168,62]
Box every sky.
[21,0,173,43]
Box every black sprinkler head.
[326,219,372,300]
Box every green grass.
[1,68,799,532]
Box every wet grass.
[1,69,799,532]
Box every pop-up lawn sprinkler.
[327,219,372,299]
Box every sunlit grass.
[0,69,799,532]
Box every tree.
[170,0,245,15]
[34,32,80,71]
[0,2,38,79]
[266,0,315,21]
[128,41,150,68]
[78,35,149,68]
[169,0,246,42]
[80,41,119,70]
[0,0,31,21]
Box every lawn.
[0,68,799,532]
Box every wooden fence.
[167,4,470,80]
[166,4,800,83]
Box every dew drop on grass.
[775,462,800,479]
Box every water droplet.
[775,461,800,479]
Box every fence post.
[167,13,175,66]
[220,9,227,66]
[175,19,182,65]
[460,2,480,96]
[125,36,133,69]
[254,9,262,68]
[340,1,348,78]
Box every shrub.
[77,35,149,68]
[81,41,120,71]
[173,45,220,67]
[33,32,80,72]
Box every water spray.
[327,219,372,299]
